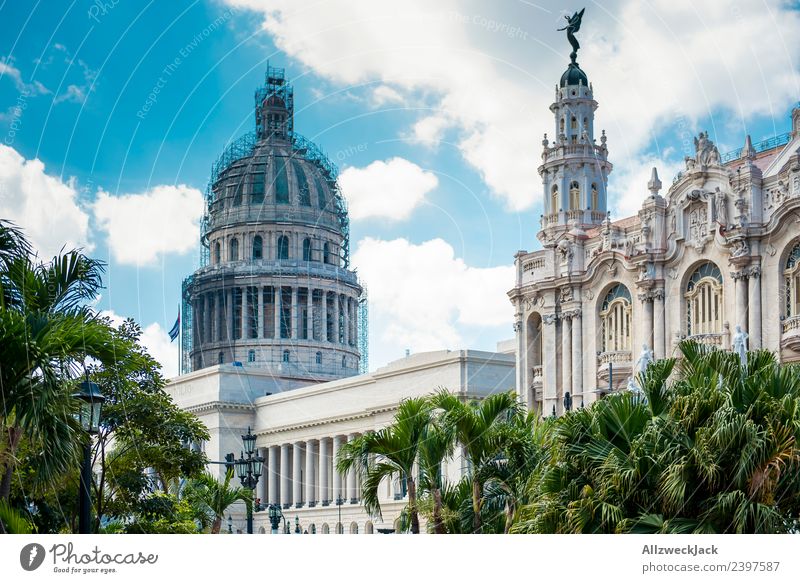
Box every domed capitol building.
[169,37,800,533]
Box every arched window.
[551,185,559,213]
[247,350,255,363]
[229,238,239,261]
[569,181,580,210]
[282,350,290,363]
[600,284,632,353]
[214,242,221,265]
[785,241,800,318]
[323,242,331,265]
[277,235,289,260]
[252,235,263,260]
[303,238,312,262]
[315,351,322,365]
[321,523,330,534]
[571,116,577,130]
[336,522,343,534]
[559,118,565,135]
[686,262,723,336]
[349,522,358,534]
[591,183,598,210]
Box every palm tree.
[431,389,520,533]
[0,229,126,504]
[513,341,800,534]
[337,397,432,533]
[482,411,549,533]
[184,469,252,533]
[417,421,454,533]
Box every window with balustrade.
[551,185,559,213]
[686,262,723,336]
[785,241,800,318]
[569,181,580,210]
[591,183,598,210]
[600,284,632,352]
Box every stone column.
[225,288,232,341]
[257,286,264,339]
[274,286,282,339]
[570,310,582,406]
[639,291,654,353]
[748,267,762,349]
[291,287,299,340]
[305,440,316,507]
[324,292,331,342]
[268,446,279,505]
[306,287,314,340]
[318,438,329,505]
[561,314,572,414]
[293,441,303,507]
[342,295,349,345]
[240,287,247,340]
[280,444,291,508]
[258,447,268,505]
[733,270,749,332]
[332,435,343,503]
[653,289,666,359]
[541,314,558,417]
[347,433,358,503]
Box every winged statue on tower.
[558,8,585,62]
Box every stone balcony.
[781,315,800,353]
[686,333,725,347]
[596,350,632,384]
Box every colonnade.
[192,285,358,348]
[257,434,383,509]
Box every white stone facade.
[167,349,515,533]
[509,58,800,416]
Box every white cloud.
[408,114,451,145]
[339,157,437,221]
[371,84,405,106]
[611,156,685,218]
[0,144,91,257]
[353,237,514,367]
[0,58,49,95]
[92,185,204,266]
[101,310,179,378]
[221,0,800,213]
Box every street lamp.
[227,515,233,534]
[234,427,264,534]
[335,494,344,534]
[268,503,283,534]
[294,515,301,534]
[73,379,104,534]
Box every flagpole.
[177,300,181,377]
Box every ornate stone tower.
[539,27,612,235]
[181,65,362,382]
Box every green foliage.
[512,342,800,534]
[0,498,34,534]
[184,469,252,533]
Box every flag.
[168,311,180,342]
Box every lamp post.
[267,503,283,534]
[73,379,104,534]
[227,515,233,534]
[294,515,301,534]
[234,427,264,534]
[335,494,344,534]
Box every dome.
[560,62,588,88]
[205,133,345,242]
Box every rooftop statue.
[558,8,585,62]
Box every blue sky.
[1,1,799,375]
